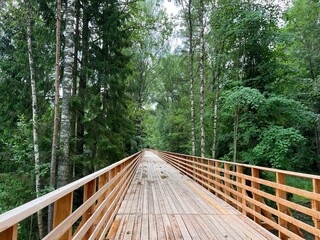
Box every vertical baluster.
[83,179,97,238]
[0,225,18,240]
[215,161,220,197]
[252,168,261,224]
[312,179,320,240]
[224,163,231,203]
[236,165,243,212]
[53,192,73,240]
[276,172,288,240]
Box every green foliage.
[0,117,35,213]
[253,126,305,169]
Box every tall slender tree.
[24,0,44,237]
[48,0,61,230]
[58,0,76,187]
[199,0,206,157]
[187,0,196,156]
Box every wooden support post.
[83,179,96,238]
[209,160,214,192]
[53,192,73,240]
[312,179,320,240]
[252,168,261,224]
[0,225,18,240]
[215,161,221,197]
[97,173,108,207]
[192,157,196,181]
[224,163,231,203]
[236,165,243,212]
[276,172,288,240]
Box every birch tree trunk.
[199,0,206,158]
[212,90,219,158]
[24,1,44,237]
[188,0,196,156]
[48,0,62,231]
[58,0,76,188]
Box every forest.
[0,0,319,237]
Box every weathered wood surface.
[107,151,278,240]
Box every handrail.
[154,150,320,240]
[0,151,143,240]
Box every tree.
[57,0,76,187]
[48,0,61,230]
[24,0,44,237]
[199,0,206,157]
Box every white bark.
[24,0,44,237]
[199,0,206,158]
[188,0,196,156]
[212,90,219,158]
[58,0,76,187]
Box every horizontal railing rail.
[154,150,320,240]
[0,151,143,240]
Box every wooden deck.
[106,151,278,240]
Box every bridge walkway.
[106,151,278,240]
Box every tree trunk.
[77,4,89,157]
[233,108,240,163]
[24,1,44,237]
[71,0,80,161]
[199,0,206,158]
[57,0,76,188]
[48,0,61,231]
[315,115,320,170]
[212,90,219,158]
[188,0,196,156]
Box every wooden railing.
[0,151,142,240]
[154,150,320,240]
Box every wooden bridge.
[0,150,320,240]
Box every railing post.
[236,165,244,212]
[53,192,73,240]
[276,172,288,240]
[312,179,320,240]
[215,161,221,197]
[0,225,18,240]
[252,168,261,224]
[208,159,214,192]
[224,163,231,203]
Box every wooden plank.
[207,215,236,240]
[141,214,149,240]
[180,215,200,239]
[194,215,218,239]
[149,214,157,240]
[132,214,142,240]
[185,215,209,239]
[155,214,166,240]
[200,214,228,239]
[175,215,192,239]
[113,215,128,239]
[123,214,136,240]
[105,215,121,240]
[162,214,175,239]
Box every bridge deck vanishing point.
[106,151,278,240]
